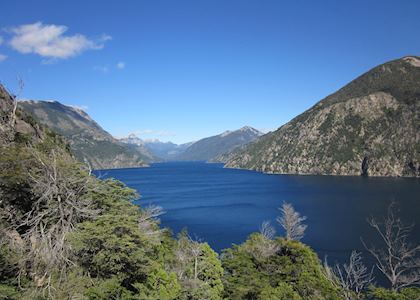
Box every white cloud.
[0,54,7,62]
[8,22,111,59]
[0,36,3,45]
[116,61,125,69]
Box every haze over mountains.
[120,126,263,161]
[119,134,194,161]
[18,100,263,167]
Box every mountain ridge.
[176,126,263,161]
[119,134,193,161]
[224,56,420,177]
[18,100,155,169]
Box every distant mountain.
[119,134,193,161]
[225,56,420,177]
[176,126,263,161]
[19,100,155,169]
[143,140,194,161]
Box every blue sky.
[0,0,419,143]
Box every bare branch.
[6,147,100,288]
[276,202,307,241]
[328,251,374,299]
[259,220,276,240]
[363,202,420,291]
[137,205,166,243]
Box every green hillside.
[225,56,420,177]
[19,100,155,169]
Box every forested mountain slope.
[225,56,420,177]
[176,126,262,161]
[19,100,155,169]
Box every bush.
[367,286,420,300]
[221,233,343,300]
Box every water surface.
[95,162,420,266]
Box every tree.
[362,202,420,291]
[260,220,276,240]
[254,221,280,258]
[221,234,343,300]
[22,149,98,285]
[133,268,181,300]
[174,231,224,299]
[260,282,302,300]
[276,202,307,241]
[0,142,99,295]
[138,205,166,244]
[325,251,374,299]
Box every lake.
[94,161,420,267]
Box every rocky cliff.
[225,56,420,177]
[0,85,48,146]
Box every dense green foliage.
[367,287,420,300]
[222,233,342,299]
[1,85,419,299]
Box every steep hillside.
[19,100,154,169]
[119,134,193,161]
[176,126,263,161]
[0,85,47,146]
[225,56,420,177]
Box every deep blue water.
[94,161,420,266]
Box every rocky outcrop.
[225,57,420,177]
[0,85,16,144]
[0,85,45,145]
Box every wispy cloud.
[94,62,126,73]
[8,22,111,60]
[93,65,109,73]
[0,36,3,45]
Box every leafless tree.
[276,202,307,241]
[174,232,203,284]
[12,148,99,289]
[9,77,24,129]
[260,220,276,240]
[325,251,374,299]
[362,202,420,291]
[249,221,280,258]
[137,205,166,243]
